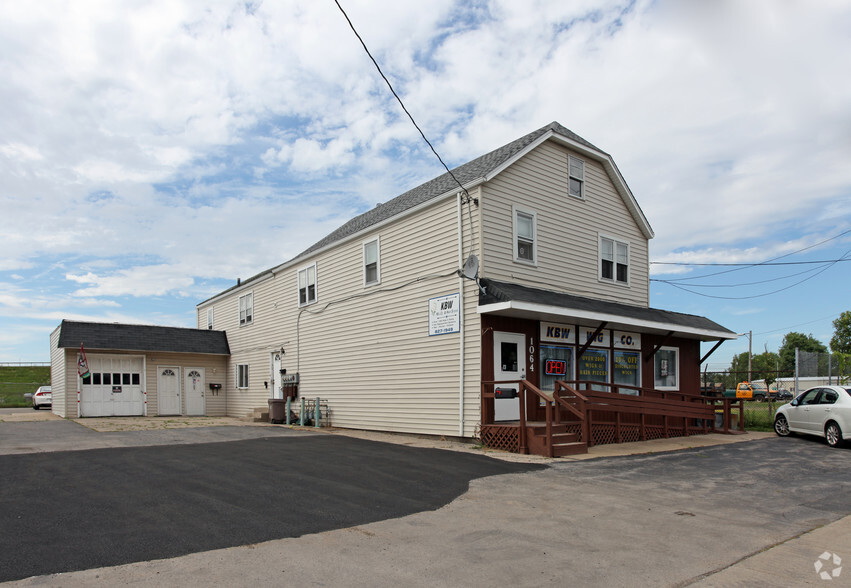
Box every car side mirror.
[790,399,798,407]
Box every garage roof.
[478,279,736,342]
[56,320,230,355]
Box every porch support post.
[700,340,725,365]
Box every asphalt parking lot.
[1,418,850,587]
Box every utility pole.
[748,330,752,383]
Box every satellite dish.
[461,255,479,279]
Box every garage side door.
[81,356,144,417]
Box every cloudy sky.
[1,0,850,369]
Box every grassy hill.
[0,365,51,408]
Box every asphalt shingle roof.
[479,278,735,338]
[200,122,601,304]
[56,320,231,355]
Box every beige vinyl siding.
[49,327,68,417]
[481,140,650,306]
[199,194,483,436]
[144,353,228,416]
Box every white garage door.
[80,355,144,417]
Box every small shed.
[50,320,230,418]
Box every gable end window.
[298,264,317,306]
[568,156,585,199]
[206,308,214,330]
[238,293,253,325]
[513,206,537,265]
[600,236,629,285]
[237,364,249,389]
[363,238,380,286]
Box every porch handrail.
[553,381,589,446]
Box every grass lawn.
[0,366,51,408]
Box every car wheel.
[774,414,790,437]
[32,403,39,410]
[825,422,843,448]
[754,394,765,402]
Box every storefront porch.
[479,379,745,457]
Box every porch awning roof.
[477,279,736,342]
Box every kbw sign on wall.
[428,293,460,336]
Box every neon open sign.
[545,359,567,376]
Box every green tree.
[778,332,828,374]
[830,311,851,354]
[729,350,780,384]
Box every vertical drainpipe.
[457,191,465,437]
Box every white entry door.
[271,352,284,399]
[493,331,526,422]
[157,367,181,415]
[184,368,206,416]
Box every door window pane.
[500,342,518,372]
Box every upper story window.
[363,238,380,286]
[206,308,214,330]
[568,156,585,199]
[513,206,537,265]
[298,264,317,306]
[600,236,629,285]
[238,293,253,325]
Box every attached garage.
[50,320,230,418]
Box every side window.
[238,293,253,325]
[236,364,249,389]
[513,206,537,265]
[363,238,380,286]
[799,389,819,405]
[568,156,585,199]
[600,236,629,285]
[298,264,317,306]
[654,347,679,390]
[207,307,214,330]
[820,390,838,404]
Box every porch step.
[248,407,269,423]
[551,439,588,457]
[526,425,588,457]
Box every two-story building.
[196,122,735,442]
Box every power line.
[651,258,851,267]
[332,0,472,203]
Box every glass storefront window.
[539,345,573,394]
[577,349,609,391]
[614,350,640,395]
[654,347,679,390]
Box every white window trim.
[512,205,538,266]
[236,363,249,389]
[363,237,381,287]
[206,308,214,330]
[297,263,318,307]
[238,292,254,326]
[568,155,585,199]
[654,346,679,391]
[598,234,630,287]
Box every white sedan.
[31,385,52,409]
[774,385,851,447]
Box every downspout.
[457,192,465,437]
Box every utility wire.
[652,228,851,282]
[333,0,472,203]
[652,258,851,267]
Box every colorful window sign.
[580,327,610,347]
[540,322,573,343]
[614,350,640,394]
[613,331,641,349]
[545,359,567,376]
[578,349,609,386]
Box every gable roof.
[199,121,652,306]
[56,320,230,355]
[478,278,736,342]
